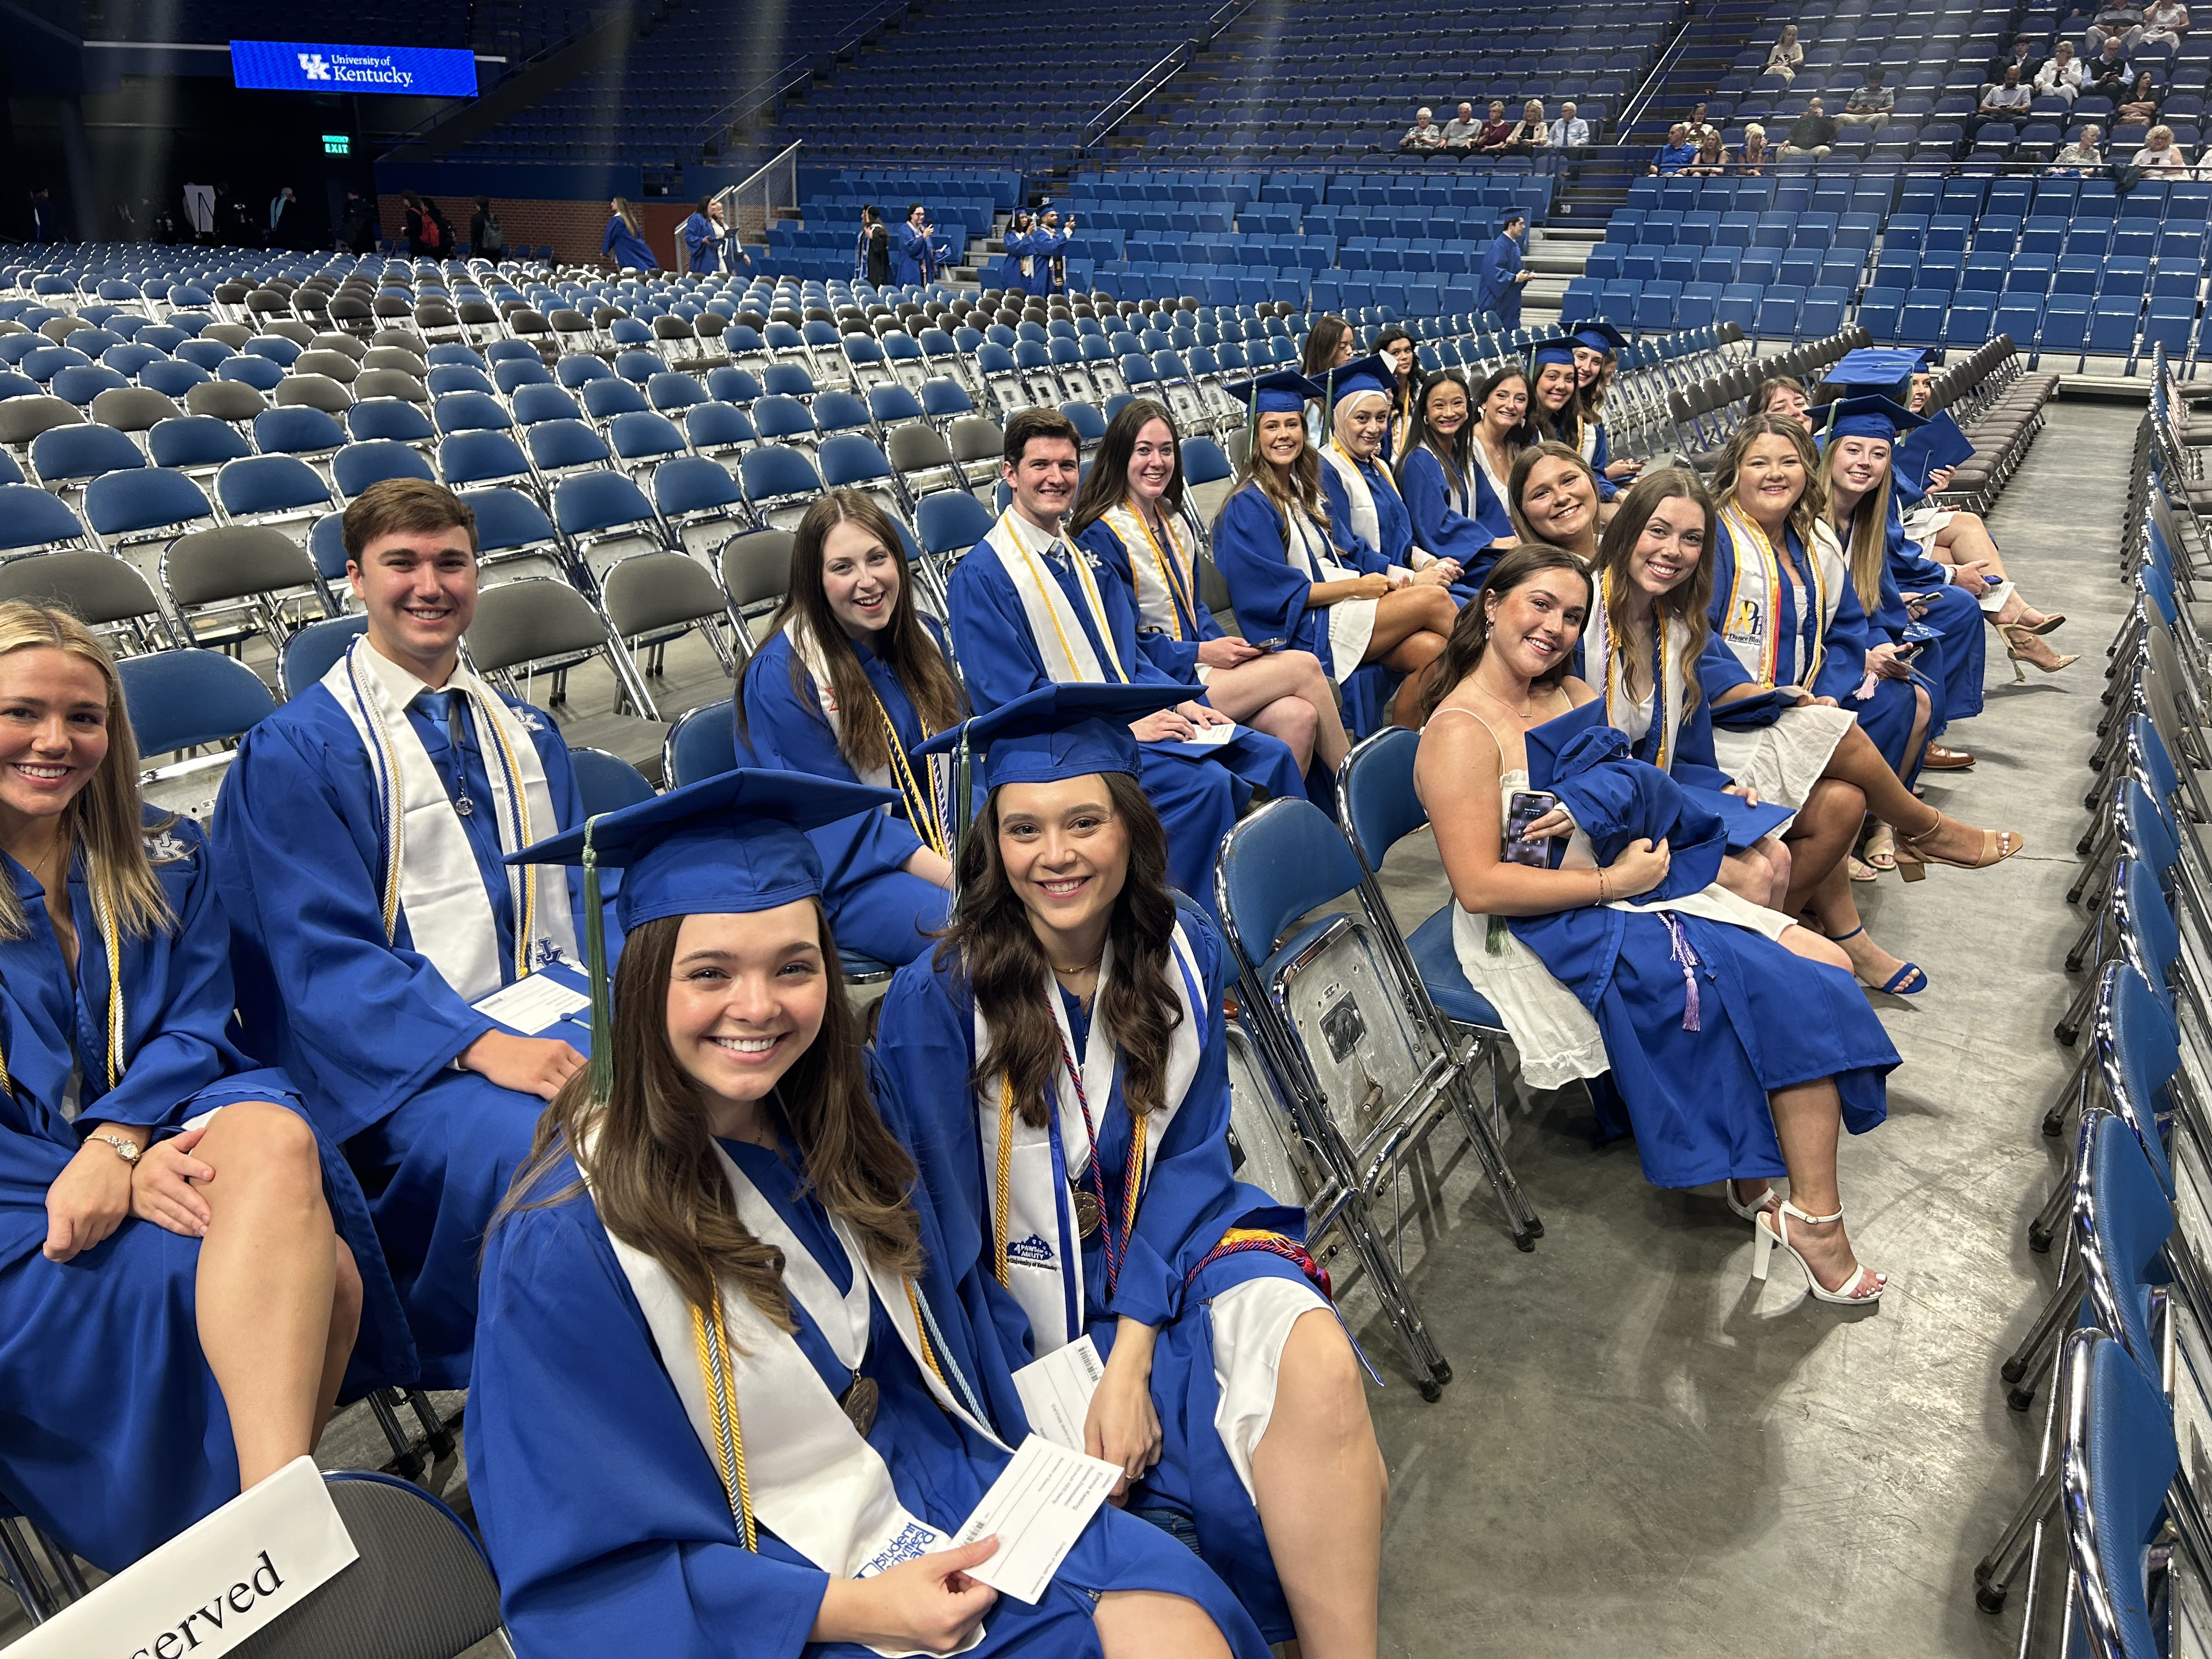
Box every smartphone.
[1502,789,1560,868]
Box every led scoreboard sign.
[229,40,478,97]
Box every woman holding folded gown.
[469,769,1268,1659]
[738,490,964,968]
[1393,366,1517,593]
[875,684,1387,1655]
[1413,546,1900,1305]
[0,601,408,1571]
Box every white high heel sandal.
[1724,1179,1778,1221]
[1751,1200,1886,1305]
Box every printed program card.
[950,1435,1121,1604]
[1009,1336,1104,1451]
[473,969,591,1035]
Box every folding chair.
[601,548,741,682]
[332,439,436,503]
[164,523,332,654]
[653,454,753,560]
[663,695,739,786]
[718,528,793,654]
[553,470,673,586]
[569,745,656,815]
[279,613,371,700]
[740,443,826,532]
[464,576,660,722]
[117,648,278,827]
[0,549,180,655]
[213,453,337,543]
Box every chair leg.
[370,1387,427,1481]
[1334,1193,1454,1401]
[407,1387,456,1462]
[2062,906,2104,975]
[1999,1260,2085,1406]
[1442,1055,1543,1250]
[1973,1458,2062,1613]
[2028,1155,2075,1254]
[2043,1047,2095,1139]
[2054,970,2098,1046]
[0,1518,57,1624]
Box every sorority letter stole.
[588,1133,1002,1657]
[974,924,1205,1352]
[785,616,953,861]
[324,638,578,1003]
[983,510,1130,682]
[1584,586,1689,776]
[1716,507,1846,691]
[1102,502,1202,642]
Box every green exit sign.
[321,134,351,154]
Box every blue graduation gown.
[0,812,413,1571]
[1510,710,1899,1188]
[682,212,723,275]
[1477,233,1524,326]
[892,224,948,286]
[1707,517,1923,776]
[740,625,953,967]
[875,907,1314,1642]
[1586,419,1621,503]
[1881,495,1986,729]
[947,527,1305,919]
[1392,445,1513,594]
[465,1054,1269,1659]
[214,683,590,1389]
[1027,229,1068,296]
[998,229,1032,289]
[1209,482,1400,738]
[603,216,658,270]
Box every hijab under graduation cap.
[505,769,898,1102]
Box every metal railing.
[686,0,912,162]
[712,139,803,253]
[1077,0,1260,155]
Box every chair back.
[603,549,730,636]
[2076,1105,2176,1380]
[281,614,370,699]
[465,578,614,674]
[1337,726,1425,874]
[665,696,739,786]
[1216,797,1367,968]
[0,549,167,630]
[2098,960,2180,1196]
[2060,1327,2179,1659]
[569,746,656,817]
[118,649,276,755]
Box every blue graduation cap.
[1221,367,1325,415]
[1820,392,1929,444]
[1818,347,1926,403]
[1569,321,1629,355]
[1499,207,1529,227]
[1329,353,1397,407]
[1529,337,1578,371]
[915,681,1190,794]
[506,769,898,1101]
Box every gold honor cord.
[691,1292,758,1550]
[1128,509,1198,643]
[0,855,125,1101]
[880,709,949,861]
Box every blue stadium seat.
[119,649,276,758]
[1898,291,1950,347]
[0,483,86,554]
[30,422,144,489]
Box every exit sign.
[322,133,351,154]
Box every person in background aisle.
[0,602,410,1574]
[893,202,952,286]
[1400,107,1446,151]
[738,492,964,968]
[1780,97,1837,156]
[2036,40,2088,99]
[1030,208,1075,297]
[877,684,1387,1657]
[400,191,439,257]
[1765,22,1805,80]
[1213,370,1459,733]
[1837,67,1896,126]
[1442,101,1482,151]
[1478,210,1533,328]
[471,769,1270,1659]
[27,187,53,243]
[602,196,657,270]
[215,480,591,1390]
[469,195,504,259]
[684,195,750,276]
[268,185,297,250]
[1570,322,1643,500]
[1321,357,1477,600]
[1395,366,1517,589]
[1650,122,1699,173]
[1374,324,1420,458]
[1071,398,1351,791]
[340,188,378,255]
[859,204,892,286]
[997,210,1034,292]
[948,408,1304,916]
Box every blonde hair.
[1820,440,1894,613]
[2149,123,2175,147]
[1745,122,1767,139]
[0,604,174,942]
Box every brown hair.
[1220,401,1331,549]
[1300,314,1352,379]
[503,902,922,1323]
[1400,368,1476,498]
[1819,436,1894,614]
[1002,406,1080,470]
[611,196,644,238]
[1507,440,1602,548]
[1712,414,1827,550]
[738,491,964,777]
[342,478,478,565]
[1068,398,1184,536]
[1414,545,1592,723]
[1593,470,1718,713]
[938,772,1182,1128]
[1752,376,1809,420]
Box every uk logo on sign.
[297,53,331,79]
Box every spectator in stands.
[1443,101,1482,150]
[26,186,53,242]
[268,185,297,249]
[2036,40,2087,100]
[1477,100,1515,153]
[1993,32,2042,82]
[2119,69,2162,122]
[1396,368,1516,588]
[1972,64,2035,137]
[1686,129,1730,173]
[1072,399,1352,781]
[2050,121,2107,169]
[601,196,657,270]
[2086,0,2148,53]
[1214,371,1459,732]
[1550,100,1592,150]
[1683,101,1719,144]
[891,203,951,285]
[1736,122,1772,172]
[1507,99,1554,155]
[1478,211,1533,327]
[1650,122,1699,173]
[215,479,594,1392]
[1780,97,1837,156]
[2088,37,2132,94]
[1401,107,1446,151]
[2145,0,2191,44]
[1837,66,1896,125]
[1765,22,1805,80]
[737,492,962,965]
[2141,121,2195,166]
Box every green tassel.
[583,816,612,1107]
[1486,913,1506,956]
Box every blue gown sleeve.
[740,641,926,883]
[1884,497,1952,588]
[1671,676,1735,794]
[947,551,1051,712]
[1816,574,1877,702]
[1694,626,1757,699]
[1398,448,1511,582]
[1590,424,1618,501]
[466,1192,832,1657]
[1211,486,1313,648]
[601,217,619,257]
[1077,520,1204,684]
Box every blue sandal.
[1826,926,1927,996]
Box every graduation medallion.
[841,1374,879,1437]
[1071,1188,1103,1238]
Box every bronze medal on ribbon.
[1071,1188,1103,1238]
[841,1375,879,1437]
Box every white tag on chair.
[12,1457,357,1658]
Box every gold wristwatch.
[89,1132,142,1166]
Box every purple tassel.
[1661,913,1703,1032]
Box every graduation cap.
[1820,392,1929,444]
[1568,320,1629,356]
[506,769,899,1102]
[1528,337,1578,371]
[1499,208,1529,227]
[1329,353,1397,408]
[1818,347,1927,404]
[915,681,1191,794]
[1221,367,1326,415]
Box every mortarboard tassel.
[583,817,613,1105]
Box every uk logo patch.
[298,53,331,80]
[1007,1233,1056,1266]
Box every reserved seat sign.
[15,1457,358,1658]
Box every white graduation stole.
[1716,509,1847,689]
[1584,590,1690,775]
[981,510,1128,682]
[1322,443,1384,555]
[1101,502,1199,641]
[1579,417,1600,464]
[973,926,1205,1352]
[783,615,952,851]
[322,637,577,1003]
[591,1135,1003,1657]
[1269,492,1357,585]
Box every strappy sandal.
[1859,822,1897,874]
[1895,816,2025,883]
[1753,1200,1886,1304]
[1724,1178,1780,1221]
[1826,924,1926,996]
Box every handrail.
[725,137,804,195]
[1077,0,1258,154]
[1616,9,1702,137]
[687,0,912,156]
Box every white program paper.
[1181,719,1237,747]
[1975,578,2017,615]
[950,1434,1122,1604]
[473,970,591,1035]
[1009,1336,1104,1451]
